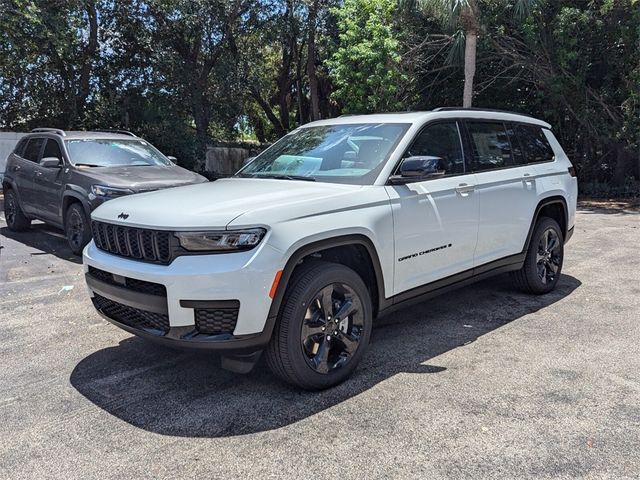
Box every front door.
[32,139,65,223]
[385,121,479,296]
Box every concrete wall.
[0,132,26,185]
[205,146,254,175]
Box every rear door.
[12,137,44,214]
[32,138,65,223]
[385,120,479,295]
[465,121,541,267]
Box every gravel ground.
[0,203,639,479]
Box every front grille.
[93,293,169,334]
[195,307,239,335]
[87,266,167,297]
[91,221,175,264]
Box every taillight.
[568,166,577,177]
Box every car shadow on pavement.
[0,224,82,264]
[70,273,581,438]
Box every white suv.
[83,108,577,390]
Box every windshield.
[65,139,172,167]
[237,123,410,185]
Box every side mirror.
[390,156,445,184]
[166,156,177,163]
[242,156,256,167]
[40,157,62,168]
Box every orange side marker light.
[269,270,283,299]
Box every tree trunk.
[461,2,479,108]
[307,0,320,121]
[462,30,476,108]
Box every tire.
[3,189,31,231]
[65,203,91,256]
[512,216,564,294]
[266,261,373,390]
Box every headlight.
[91,185,134,197]
[175,228,266,252]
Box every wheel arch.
[62,192,90,225]
[523,195,568,253]
[267,234,387,324]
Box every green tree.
[0,0,101,128]
[328,0,409,113]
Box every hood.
[76,164,206,191]
[91,178,363,229]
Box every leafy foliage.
[328,0,411,113]
[0,0,638,192]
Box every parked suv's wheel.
[4,189,31,231]
[512,216,564,294]
[266,261,373,390]
[65,203,91,256]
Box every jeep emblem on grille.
[117,212,129,220]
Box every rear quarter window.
[515,125,555,164]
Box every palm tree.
[404,0,535,107]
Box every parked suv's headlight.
[175,228,266,252]
[91,185,134,197]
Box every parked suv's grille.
[87,266,167,297]
[92,293,170,334]
[195,305,239,335]
[91,221,175,264]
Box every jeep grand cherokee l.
[83,109,577,390]
[3,128,206,255]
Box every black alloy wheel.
[300,282,365,374]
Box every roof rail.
[93,129,137,137]
[31,128,66,136]
[432,107,534,118]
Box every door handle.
[13,165,20,171]
[35,171,43,176]
[456,183,475,195]
[522,173,534,183]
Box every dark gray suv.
[2,128,207,254]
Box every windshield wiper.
[74,163,102,167]
[257,174,316,182]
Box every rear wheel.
[4,189,31,231]
[512,216,564,294]
[266,261,373,390]
[65,203,91,256]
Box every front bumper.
[83,240,283,353]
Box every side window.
[22,138,45,163]
[403,121,465,175]
[42,139,63,161]
[505,124,526,165]
[13,138,28,157]
[516,125,555,164]
[467,121,514,171]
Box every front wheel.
[65,203,91,256]
[512,216,564,294]
[266,261,373,390]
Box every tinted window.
[467,122,513,171]
[22,138,45,162]
[516,125,555,163]
[42,139,63,161]
[239,123,409,185]
[505,124,526,165]
[403,121,464,175]
[13,138,28,156]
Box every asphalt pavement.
[0,202,639,479]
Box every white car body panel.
[385,174,479,294]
